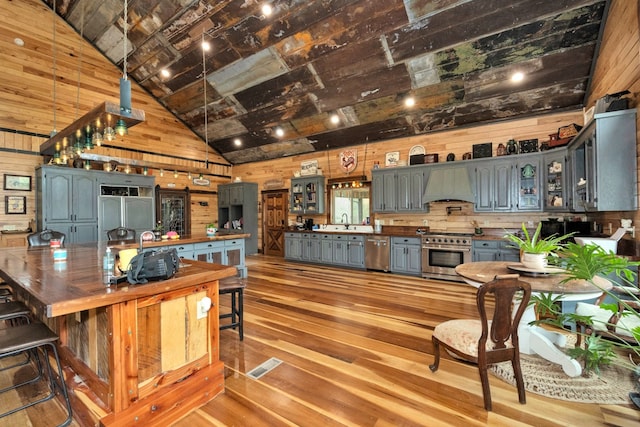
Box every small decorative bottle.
[103,247,114,285]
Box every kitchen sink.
[315,225,374,233]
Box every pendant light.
[117,0,131,136]
[39,0,145,158]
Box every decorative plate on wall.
[409,145,425,156]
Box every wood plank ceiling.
[44,0,608,165]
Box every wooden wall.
[0,0,638,251]
[0,0,229,173]
[585,0,640,233]
[233,110,585,244]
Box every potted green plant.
[503,222,574,269]
[533,242,640,383]
[206,221,217,237]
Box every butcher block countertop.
[0,243,237,318]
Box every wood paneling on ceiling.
[38,0,608,164]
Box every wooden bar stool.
[0,322,73,426]
[219,277,247,340]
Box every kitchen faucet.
[139,230,155,252]
[341,213,349,229]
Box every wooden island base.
[0,245,237,427]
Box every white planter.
[521,252,548,270]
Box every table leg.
[518,306,582,377]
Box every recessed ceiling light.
[330,114,340,125]
[233,138,242,146]
[202,40,211,52]
[275,127,284,137]
[262,4,273,16]
[404,96,416,107]
[14,38,24,47]
[160,69,170,78]
[511,72,525,83]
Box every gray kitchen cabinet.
[285,232,303,260]
[568,109,637,211]
[320,234,333,263]
[474,154,543,212]
[193,241,225,264]
[290,176,325,214]
[284,232,365,269]
[218,182,258,254]
[472,240,520,262]
[333,234,349,265]
[372,166,426,213]
[543,149,569,211]
[514,158,542,211]
[36,166,99,244]
[372,169,397,212]
[309,233,322,262]
[390,237,421,276]
[396,167,427,212]
[346,235,365,268]
[173,243,196,260]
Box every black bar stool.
[219,277,247,340]
[0,322,73,426]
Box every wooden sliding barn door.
[262,189,288,256]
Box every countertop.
[107,232,251,249]
[0,244,237,317]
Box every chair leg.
[238,289,244,341]
[478,366,492,411]
[429,338,441,372]
[511,357,527,405]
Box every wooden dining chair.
[429,274,532,411]
[27,229,66,247]
[106,227,136,242]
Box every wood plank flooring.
[173,255,640,427]
[2,255,639,426]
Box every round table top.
[455,261,612,294]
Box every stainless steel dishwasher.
[365,236,390,271]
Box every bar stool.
[0,322,73,426]
[218,277,247,340]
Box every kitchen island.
[0,243,237,426]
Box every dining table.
[0,242,238,426]
[455,261,612,377]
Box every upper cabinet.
[473,154,542,212]
[544,148,569,211]
[290,176,325,214]
[371,166,427,213]
[568,109,637,212]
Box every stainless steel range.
[421,232,472,282]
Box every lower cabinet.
[285,232,365,269]
[158,239,248,277]
[472,239,520,262]
[390,237,421,276]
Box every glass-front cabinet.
[290,176,325,214]
[515,158,542,211]
[543,149,568,211]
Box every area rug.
[490,354,636,404]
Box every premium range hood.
[422,166,475,203]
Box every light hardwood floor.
[2,255,639,426]
[174,255,639,427]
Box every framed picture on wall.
[3,174,31,191]
[5,196,26,214]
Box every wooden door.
[262,190,287,256]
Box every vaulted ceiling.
[44,0,608,165]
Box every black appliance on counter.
[303,218,314,230]
[540,220,592,241]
